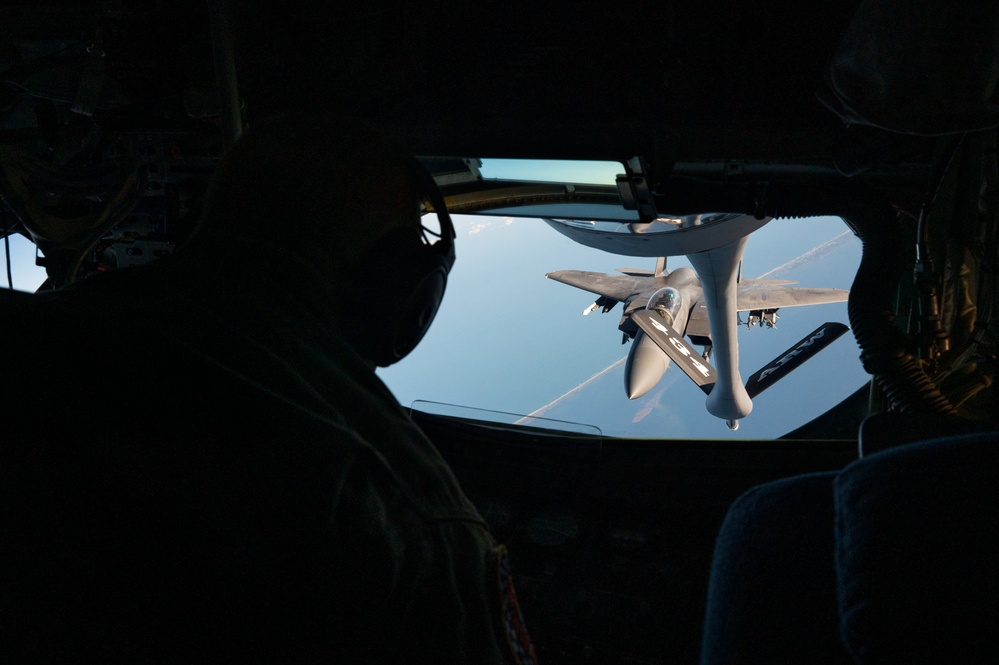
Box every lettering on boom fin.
[758,329,827,381]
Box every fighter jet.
[547,254,850,429]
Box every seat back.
[701,429,999,664]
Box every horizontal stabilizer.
[616,268,655,276]
[745,322,850,398]
[632,310,716,394]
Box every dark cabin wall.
[417,412,857,664]
[227,1,861,162]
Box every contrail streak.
[756,230,854,279]
[516,356,626,423]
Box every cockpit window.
[479,159,621,185]
[646,287,681,326]
[378,213,867,440]
[456,159,641,222]
[1,233,48,293]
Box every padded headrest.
[834,432,999,663]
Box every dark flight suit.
[1,239,536,664]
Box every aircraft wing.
[735,284,849,311]
[546,270,647,303]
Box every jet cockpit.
[646,287,682,328]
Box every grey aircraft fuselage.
[618,266,703,400]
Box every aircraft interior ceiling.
[2,2,999,663]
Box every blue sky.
[2,233,46,292]
[378,212,867,439]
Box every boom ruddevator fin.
[744,322,850,399]
[632,309,716,394]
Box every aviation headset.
[338,157,456,367]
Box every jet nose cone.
[625,331,670,400]
[627,381,656,400]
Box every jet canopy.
[646,287,682,327]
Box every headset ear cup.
[336,156,455,367]
[337,239,449,367]
[388,262,448,362]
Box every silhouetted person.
[1,113,536,664]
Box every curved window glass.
[645,287,682,326]
[379,214,866,440]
